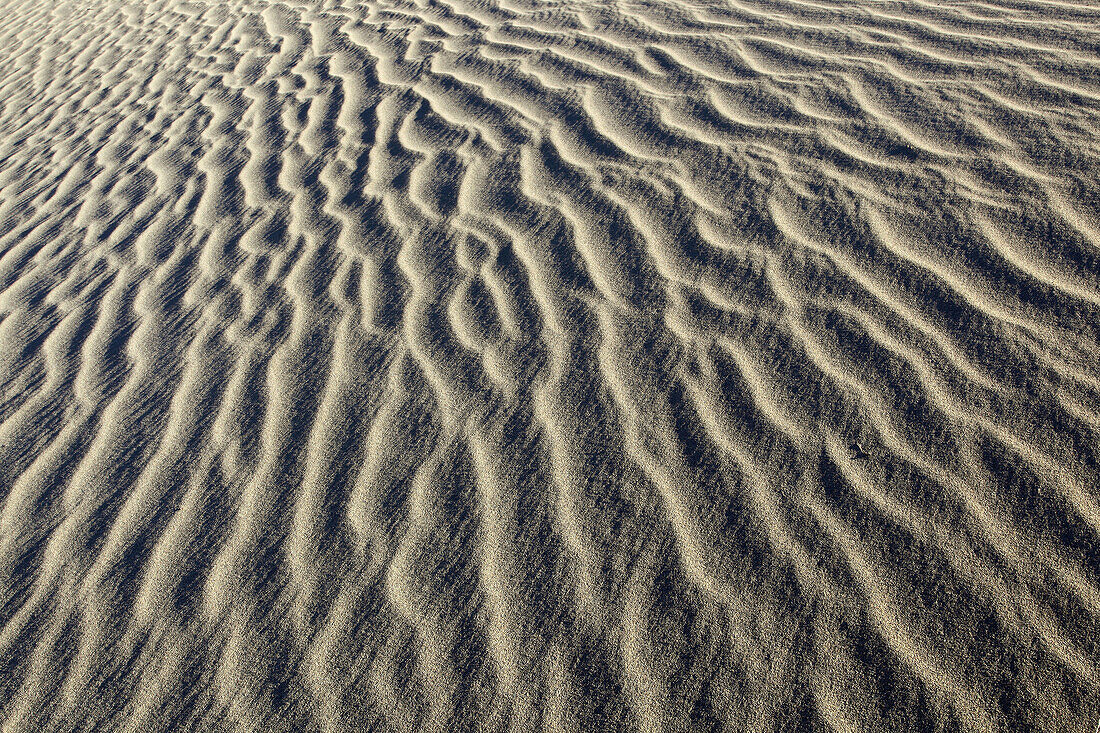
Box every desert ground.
[1,0,1099,730]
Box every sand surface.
[1,0,1100,730]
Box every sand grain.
[1,0,1099,730]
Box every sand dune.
[1,0,1099,730]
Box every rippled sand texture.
[2,0,1100,729]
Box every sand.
[1,0,1099,730]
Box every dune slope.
[1,0,1100,730]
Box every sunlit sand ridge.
[1,0,1099,729]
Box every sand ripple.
[1,0,1099,729]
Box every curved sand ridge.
[1,0,1100,730]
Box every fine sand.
[1,0,1100,730]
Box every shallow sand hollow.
[1,0,1100,730]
